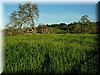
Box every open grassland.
[4,34,98,74]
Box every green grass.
[4,34,98,74]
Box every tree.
[80,15,90,25]
[73,22,81,33]
[79,15,90,33]
[37,24,48,34]
[8,2,39,31]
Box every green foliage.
[4,34,98,74]
[80,15,90,25]
[4,14,97,35]
[36,24,48,34]
[4,27,27,36]
[7,3,39,29]
[35,21,97,34]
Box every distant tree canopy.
[80,15,90,24]
[7,2,39,29]
[4,11,97,35]
[36,15,97,34]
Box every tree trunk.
[81,25,82,33]
[31,20,36,34]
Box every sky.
[3,3,96,26]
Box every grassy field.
[4,34,98,74]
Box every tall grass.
[4,34,98,74]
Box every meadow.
[4,34,98,74]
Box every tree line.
[36,19,97,34]
[4,3,97,35]
[4,19,97,35]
